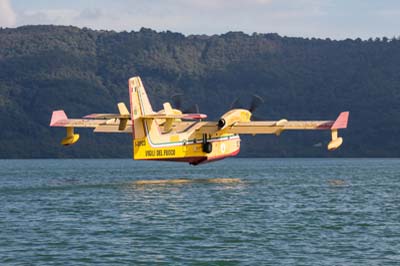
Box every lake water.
[0,158,399,265]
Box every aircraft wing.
[83,113,129,119]
[197,112,348,134]
[196,112,349,150]
[50,110,132,133]
[222,120,334,134]
[142,113,207,120]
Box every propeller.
[230,94,265,120]
[230,97,243,109]
[171,93,184,110]
[183,103,200,114]
[249,94,264,113]
[171,93,200,113]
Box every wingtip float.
[50,76,349,165]
[328,111,349,151]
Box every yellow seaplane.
[50,76,349,165]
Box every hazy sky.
[1,0,400,39]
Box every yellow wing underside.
[51,118,132,133]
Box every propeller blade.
[251,114,265,121]
[171,94,200,114]
[227,94,265,120]
[230,97,244,109]
[183,104,200,114]
[171,93,184,110]
[249,94,264,113]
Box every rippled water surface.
[1,158,400,265]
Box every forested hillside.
[1,25,399,158]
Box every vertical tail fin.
[128,76,158,139]
[129,77,154,119]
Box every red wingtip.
[50,110,68,126]
[331,111,349,129]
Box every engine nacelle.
[218,109,252,130]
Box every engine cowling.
[218,109,252,130]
